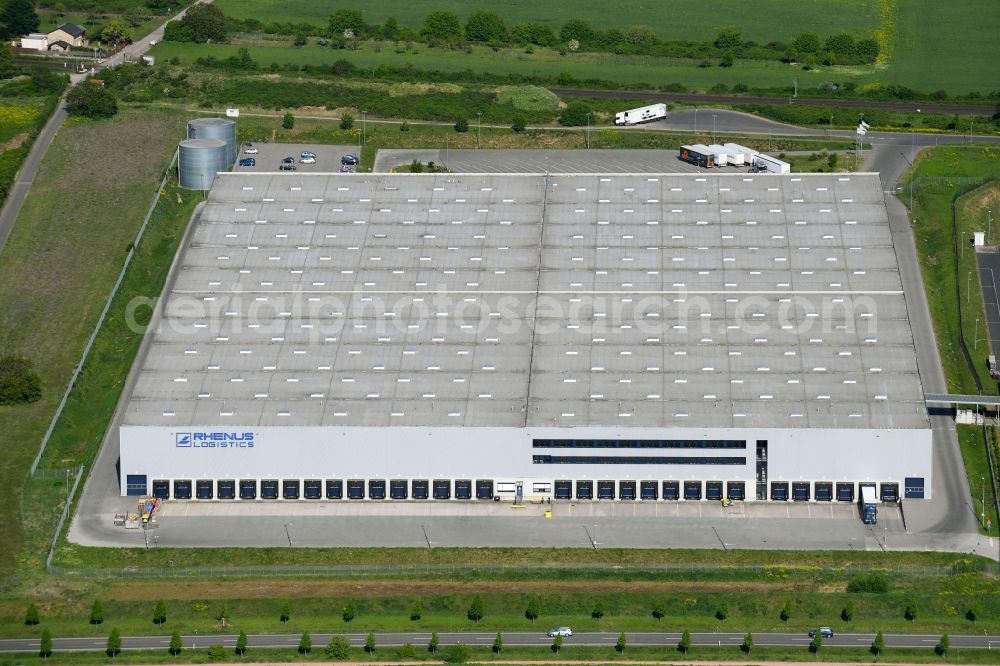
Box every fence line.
[28,151,178,477]
[45,465,83,572]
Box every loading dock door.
[619,480,636,500]
[433,479,451,499]
[390,479,408,500]
[282,480,300,500]
[475,479,493,499]
[814,482,833,501]
[152,480,170,499]
[455,479,472,499]
[554,480,572,499]
[904,477,925,499]
[683,481,702,500]
[726,481,745,501]
[413,479,430,499]
[325,479,343,499]
[125,474,147,496]
[880,483,899,502]
[368,479,386,500]
[792,482,810,501]
[196,480,213,499]
[576,480,593,500]
[239,479,257,499]
[640,480,658,500]
[770,482,788,501]
[173,480,192,500]
[836,482,854,502]
[217,479,235,500]
[597,480,615,499]
[304,479,322,499]
[260,480,279,499]
[663,481,679,500]
[346,479,365,499]
[705,481,723,501]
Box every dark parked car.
[238,157,255,167]
[340,154,359,165]
[281,156,295,164]
[279,162,296,171]
[808,627,834,638]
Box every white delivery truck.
[615,103,667,126]
[752,153,791,174]
[706,144,730,167]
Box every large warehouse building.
[118,171,932,503]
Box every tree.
[328,8,365,37]
[178,3,226,43]
[616,632,627,652]
[552,634,562,653]
[679,630,691,654]
[24,604,40,625]
[207,645,227,661]
[716,601,729,621]
[339,114,354,130]
[465,11,505,43]
[0,42,13,79]
[467,595,484,622]
[444,644,469,663]
[429,632,439,653]
[342,600,357,622]
[525,598,539,623]
[39,629,53,658]
[592,600,605,620]
[216,604,228,627]
[90,600,104,625]
[936,633,949,656]
[492,631,503,653]
[809,634,822,654]
[714,25,742,50]
[106,628,122,658]
[780,600,792,622]
[325,635,351,659]
[966,602,981,622]
[720,52,734,67]
[397,643,417,659]
[841,600,854,622]
[236,631,248,655]
[560,18,594,44]
[364,632,376,653]
[279,601,291,623]
[904,601,918,621]
[742,632,753,654]
[382,16,399,40]
[0,0,40,38]
[792,32,821,54]
[66,83,118,118]
[454,118,469,132]
[410,601,422,621]
[871,631,885,656]
[652,600,666,619]
[421,11,462,45]
[282,112,294,130]
[825,32,856,57]
[169,630,182,655]
[559,101,594,127]
[297,631,311,654]
[511,116,526,133]
[101,19,134,46]
[152,600,167,624]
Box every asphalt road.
[2,630,999,653]
[977,250,1000,359]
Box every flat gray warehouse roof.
[124,172,928,430]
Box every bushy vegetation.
[848,571,891,594]
[0,354,42,406]
[66,82,118,117]
[163,2,227,43]
[496,85,559,112]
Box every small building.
[20,33,48,51]
[48,39,72,53]
[47,23,87,48]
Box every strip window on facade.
[532,455,746,465]
[533,439,746,449]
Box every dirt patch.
[106,579,798,601]
[0,131,28,152]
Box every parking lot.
[233,143,359,173]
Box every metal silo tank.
[177,138,227,190]
[187,117,237,166]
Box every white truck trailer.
[706,144,730,167]
[615,103,667,126]
[722,142,758,166]
[752,153,791,174]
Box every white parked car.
[547,627,573,637]
[244,146,258,154]
[300,156,316,164]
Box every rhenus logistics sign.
[175,432,255,448]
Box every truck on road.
[615,103,667,126]
[860,485,878,524]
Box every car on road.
[301,151,316,159]
[243,146,258,155]
[238,158,255,167]
[279,162,296,171]
[808,627,834,638]
[300,156,316,164]
[341,154,359,165]
[281,156,294,164]
[546,627,573,637]
[339,165,354,173]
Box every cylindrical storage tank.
[178,138,227,190]
[187,117,237,166]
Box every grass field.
[0,106,190,582]
[956,426,1000,537]
[214,0,880,43]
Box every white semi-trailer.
[706,144,730,167]
[752,153,791,174]
[722,142,758,166]
[615,103,667,126]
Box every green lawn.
[0,106,190,582]
[214,0,879,43]
[956,426,1000,537]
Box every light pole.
[361,110,367,145]
[712,114,718,145]
[284,523,293,547]
[694,108,698,134]
[793,78,798,98]
[586,112,591,149]
[982,475,986,529]
[967,270,971,303]
[989,208,993,245]
[477,111,482,149]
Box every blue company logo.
[175,432,255,449]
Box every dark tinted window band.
[533,455,746,465]
[533,439,746,449]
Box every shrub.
[409,159,424,173]
[780,600,792,622]
[236,631,247,655]
[397,643,417,659]
[559,101,593,127]
[492,632,503,653]
[871,631,884,655]
[429,632,439,653]
[339,113,354,130]
[936,633,949,655]
[841,600,855,622]
[678,630,691,653]
[809,634,822,653]
[467,595,484,622]
[455,118,469,132]
[652,601,666,619]
[325,636,351,660]
[298,632,312,654]
[400,121,410,132]
[592,600,605,619]
[279,601,291,622]
[716,601,729,621]
[720,52,734,67]
[525,598,539,622]
[90,600,104,625]
[847,572,889,593]
[364,632,375,653]
[742,632,753,653]
[966,602,981,622]
[444,644,469,663]
[616,632,627,652]
[207,645,227,660]
[410,600,421,619]
[23,604,39,625]
[496,85,559,112]
[152,600,166,625]
[282,112,294,129]
[39,629,52,658]
[342,601,357,622]
[904,601,917,621]
[106,628,121,657]
[511,116,526,133]
[169,631,182,655]
[66,84,118,118]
